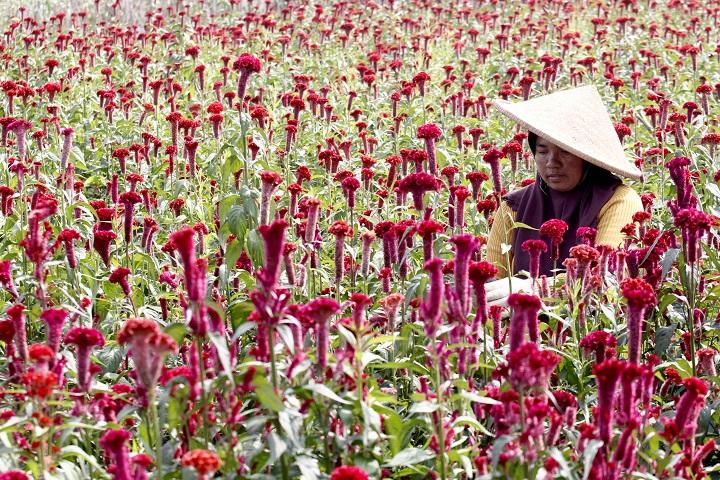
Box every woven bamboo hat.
[494,85,642,180]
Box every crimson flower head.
[233,53,262,73]
[417,123,442,140]
[329,221,353,237]
[397,172,440,210]
[506,342,561,392]
[109,267,132,296]
[540,219,568,259]
[620,277,656,310]
[64,327,105,348]
[181,449,222,476]
[330,465,369,480]
[580,330,617,363]
[469,261,498,285]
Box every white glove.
[485,276,534,307]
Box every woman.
[484,85,644,305]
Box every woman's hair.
[528,131,537,154]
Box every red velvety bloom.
[181,449,222,475]
[506,342,560,392]
[232,53,262,73]
[416,123,442,140]
[0,471,30,480]
[330,465,369,480]
[507,293,542,351]
[620,277,656,310]
[22,370,58,399]
[539,219,568,244]
[579,330,617,363]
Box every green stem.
[195,333,211,446]
[433,357,447,480]
[149,390,163,479]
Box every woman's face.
[534,137,585,192]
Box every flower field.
[0,0,719,478]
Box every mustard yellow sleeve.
[596,184,644,248]
[486,200,516,278]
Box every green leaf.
[306,383,351,404]
[385,447,434,468]
[655,324,676,355]
[164,323,188,345]
[208,331,234,385]
[253,375,284,412]
[660,248,680,280]
[247,228,264,268]
[409,401,439,414]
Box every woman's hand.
[485,276,534,307]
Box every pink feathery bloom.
[579,330,617,364]
[416,218,445,262]
[7,304,27,362]
[350,293,372,331]
[259,170,282,225]
[8,119,31,159]
[233,53,262,105]
[468,261,498,331]
[662,377,709,442]
[41,308,68,356]
[417,123,442,176]
[539,219,568,261]
[453,186,471,232]
[142,217,158,253]
[109,267,132,296]
[304,198,321,245]
[64,327,105,392]
[0,260,18,299]
[93,228,117,266]
[185,138,199,177]
[521,239,548,281]
[620,277,656,364]
[328,221,353,285]
[466,171,488,200]
[169,227,198,299]
[330,465,369,480]
[60,127,74,170]
[0,471,30,480]
[100,429,133,480]
[482,148,504,193]
[665,156,695,209]
[507,342,561,392]
[569,244,600,282]
[507,293,542,351]
[380,293,404,333]
[341,176,360,209]
[117,318,178,397]
[413,71,430,97]
[397,172,440,211]
[697,347,717,376]
[593,359,626,445]
[193,223,209,255]
[421,258,445,337]
[57,228,81,268]
[360,231,375,277]
[181,449,222,480]
[577,226,598,246]
[303,298,340,372]
[257,219,288,291]
[673,208,715,264]
[119,191,142,243]
[450,234,479,316]
[691,439,716,473]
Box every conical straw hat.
[493,85,642,180]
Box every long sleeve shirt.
[486,184,644,278]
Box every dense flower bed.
[0,0,718,479]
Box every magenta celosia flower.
[360,231,375,277]
[506,342,560,392]
[507,293,542,352]
[416,123,442,175]
[8,119,31,159]
[169,226,203,303]
[662,377,708,442]
[397,172,440,211]
[117,318,177,397]
[60,127,74,169]
[482,148,504,193]
[119,191,142,243]
[697,347,717,376]
[7,304,27,362]
[593,359,626,445]
[328,221,353,285]
[257,219,288,291]
[93,228,117,266]
[380,293,404,333]
[64,327,105,392]
[421,258,445,337]
[521,239,548,281]
[539,219,568,261]
[673,207,715,264]
[450,234,479,316]
[302,298,340,372]
[100,429,133,480]
[109,267,132,296]
[579,330,617,364]
[0,471,30,480]
[665,156,695,209]
[259,170,282,225]
[57,228,81,268]
[620,277,656,364]
[233,53,262,105]
[40,308,68,356]
[416,218,445,262]
[0,260,18,299]
[304,197,321,245]
[330,465,369,480]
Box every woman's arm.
[486,200,516,278]
[595,185,644,247]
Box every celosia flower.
[40,308,67,356]
[697,347,717,376]
[64,327,105,392]
[397,172,440,211]
[7,304,27,362]
[257,219,288,291]
[620,277,656,364]
[303,298,340,373]
[521,239,548,281]
[119,191,142,243]
[593,359,625,445]
[416,218,445,262]
[330,465,369,480]
[259,170,282,225]
[450,234,479,315]
[507,293,542,352]
[417,123,442,175]
[0,260,18,299]
[483,148,504,193]
[328,221,353,285]
[57,228,81,268]
[100,429,132,480]
[117,318,178,399]
[22,370,58,399]
[673,207,715,264]
[0,471,30,480]
[579,330,617,364]
[109,267,132,296]
[662,377,708,442]
[93,228,117,266]
[181,449,222,479]
[468,261,498,330]
[506,342,560,392]
[539,219,568,261]
[233,53,262,105]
